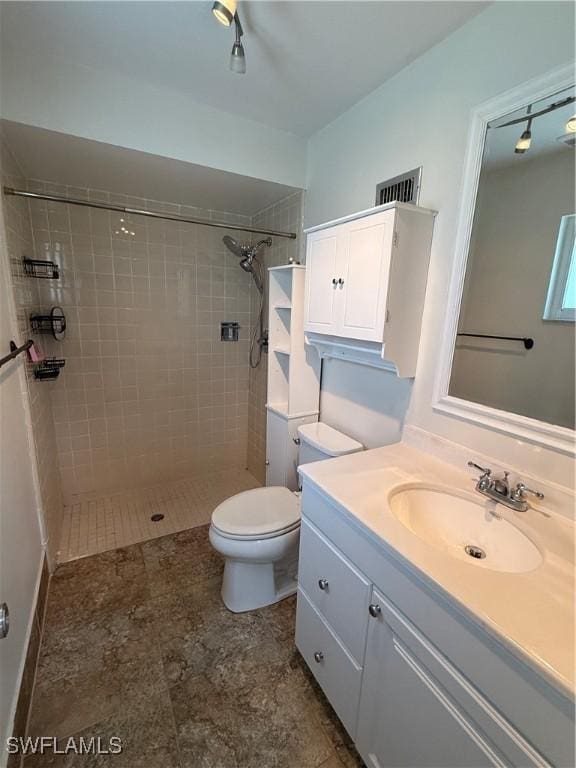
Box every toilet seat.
[211,486,300,540]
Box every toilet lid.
[212,487,300,537]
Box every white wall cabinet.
[296,486,574,768]
[265,409,316,489]
[266,266,321,489]
[304,202,435,376]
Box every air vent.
[376,167,422,206]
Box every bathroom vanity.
[295,444,575,768]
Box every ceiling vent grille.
[376,167,422,206]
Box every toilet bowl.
[209,487,301,613]
[210,423,363,613]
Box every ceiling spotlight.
[515,123,532,154]
[212,0,236,27]
[230,15,246,74]
[565,115,576,133]
[515,105,532,154]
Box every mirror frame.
[433,63,576,457]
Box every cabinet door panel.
[304,229,339,333]
[265,410,286,486]
[356,588,506,768]
[339,213,394,342]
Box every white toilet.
[209,422,363,613]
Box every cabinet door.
[356,588,505,768]
[304,227,341,334]
[265,410,286,486]
[338,211,394,342]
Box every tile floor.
[24,525,364,768]
[58,470,261,562]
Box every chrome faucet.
[467,461,544,512]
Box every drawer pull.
[369,603,382,618]
[318,579,329,591]
[313,651,324,663]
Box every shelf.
[23,258,59,280]
[266,402,289,417]
[266,403,320,420]
[274,304,292,311]
[268,264,305,272]
[272,346,290,356]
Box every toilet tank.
[297,423,363,466]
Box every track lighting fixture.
[515,105,532,154]
[212,0,236,27]
[229,14,246,74]
[212,1,246,75]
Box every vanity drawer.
[296,587,362,739]
[298,518,371,663]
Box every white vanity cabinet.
[295,486,575,768]
[357,588,513,768]
[303,203,435,376]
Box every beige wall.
[26,181,260,502]
[451,150,575,429]
[0,137,63,564]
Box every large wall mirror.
[442,74,575,448]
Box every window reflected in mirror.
[449,86,576,429]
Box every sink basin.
[387,483,542,573]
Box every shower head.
[241,257,263,293]
[222,235,272,260]
[222,234,270,295]
[222,235,245,258]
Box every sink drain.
[465,544,486,560]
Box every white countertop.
[299,443,575,697]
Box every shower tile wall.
[247,192,305,483]
[0,140,63,564]
[27,181,258,503]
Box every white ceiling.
[0,120,298,215]
[0,1,488,138]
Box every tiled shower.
[1,133,304,564]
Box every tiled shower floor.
[58,469,261,562]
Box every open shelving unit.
[265,265,321,489]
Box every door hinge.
[393,231,399,247]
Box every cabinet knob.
[338,278,344,286]
[318,578,329,591]
[313,651,324,663]
[265,460,270,466]
[368,603,382,618]
[332,278,337,285]
[293,437,300,445]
